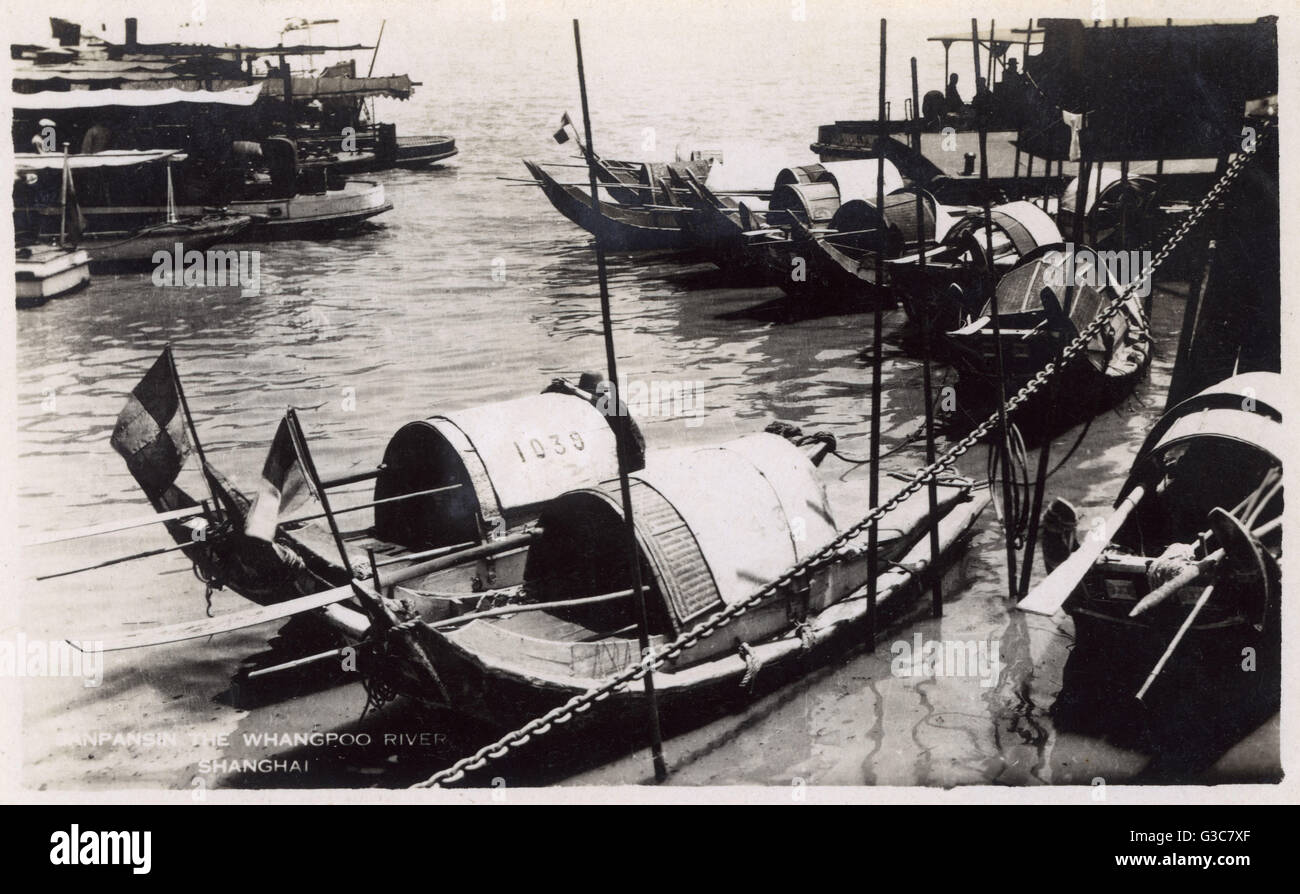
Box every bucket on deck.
[372,381,643,551]
[522,433,838,643]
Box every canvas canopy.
[12,84,263,110]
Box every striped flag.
[110,350,193,500]
[553,112,572,144]
[244,416,319,541]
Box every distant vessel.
[524,117,718,250]
[14,244,90,305]
[14,149,254,268]
[12,84,394,242]
[13,145,91,305]
[11,16,458,175]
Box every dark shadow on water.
[715,292,873,325]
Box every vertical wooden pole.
[912,58,943,617]
[167,345,224,524]
[866,17,887,651]
[573,18,667,783]
[287,408,397,627]
[973,18,1019,599]
[1012,18,1033,193]
[59,144,69,245]
[285,408,350,569]
[367,20,386,77]
[280,59,294,139]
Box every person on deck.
[972,77,994,126]
[945,73,964,114]
[995,58,1026,123]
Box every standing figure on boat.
[945,73,964,114]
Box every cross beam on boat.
[280,483,461,527]
[72,528,549,652]
[24,505,204,547]
[243,585,649,679]
[33,484,463,580]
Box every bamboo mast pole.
[865,17,887,650]
[911,57,944,618]
[573,18,668,783]
[973,18,1019,599]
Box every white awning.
[14,149,188,172]
[13,84,263,111]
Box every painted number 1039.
[513,431,585,462]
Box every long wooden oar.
[373,528,541,590]
[74,583,359,652]
[1135,506,1276,702]
[26,464,384,549]
[36,539,197,581]
[1016,484,1146,615]
[242,585,649,679]
[25,505,203,547]
[69,533,535,651]
[1134,583,1215,702]
[35,485,464,581]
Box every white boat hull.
[14,248,91,302]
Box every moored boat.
[355,429,989,732]
[13,148,256,271]
[739,159,941,306]
[223,179,390,240]
[1021,372,1282,749]
[888,199,1062,333]
[522,159,701,252]
[302,128,459,174]
[100,353,644,646]
[14,244,90,306]
[942,243,1152,432]
[76,212,254,270]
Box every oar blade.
[72,584,356,652]
[1016,485,1146,615]
[1015,535,1105,615]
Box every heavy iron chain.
[412,125,1269,788]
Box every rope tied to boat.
[1147,542,1199,590]
[795,621,817,652]
[409,126,1270,789]
[737,641,763,692]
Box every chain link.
[412,126,1268,788]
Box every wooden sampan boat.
[668,167,772,279]
[782,187,939,307]
[1025,372,1282,746]
[522,154,713,251]
[942,243,1152,433]
[111,369,643,648]
[356,431,989,733]
[888,200,1062,334]
[76,212,254,271]
[740,160,937,306]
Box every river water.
[8,0,1278,791]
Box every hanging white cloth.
[1062,111,1085,162]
